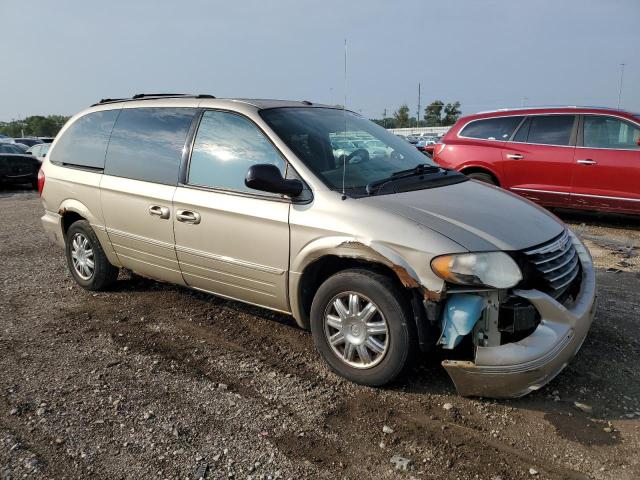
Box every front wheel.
[310,269,414,386]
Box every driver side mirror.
[245,164,303,197]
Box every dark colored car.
[433,106,640,214]
[0,154,40,189]
[0,143,27,154]
[13,138,44,147]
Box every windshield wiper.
[366,164,441,195]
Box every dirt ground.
[1,189,639,480]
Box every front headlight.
[431,252,522,289]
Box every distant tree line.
[0,115,70,138]
[371,100,461,128]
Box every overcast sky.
[1,0,638,120]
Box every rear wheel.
[65,220,119,290]
[466,172,497,185]
[310,269,414,386]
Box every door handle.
[576,159,597,165]
[148,205,170,219]
[176,209,201,224]
[506,153,524,160]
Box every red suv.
[433,107,640,214]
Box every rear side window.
[49,110,120,169]
[188,110,286,194]
[520,115,576,146]
[583,116,640,149]
[104,107,195,185]
[459,116,524,141]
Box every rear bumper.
[442,232,596,398]
[41,210,65,247]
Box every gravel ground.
[1,189,639,480]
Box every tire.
[310,269,414,386]
[466,172,497,185]
[65,220,119,290]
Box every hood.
[361,180,564,251]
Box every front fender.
[288,236,444,328]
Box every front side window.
[521,115,576,146]
[583,115,640,149]
[261,107,460,196]
[49,109,120,169]
[104,107,195,185]
[188,110,286,194]
[459,116,524,141]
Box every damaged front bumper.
[441,234,597,398]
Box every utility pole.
[383,108,387,128]
[417,83,421,129]
[617,63,626,109]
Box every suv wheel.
[65,220,119,290]
[310,269,414,386]
[467,172,497,185]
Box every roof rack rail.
[475,105,624,115]
[97,98,126,104]
[91,93,216,107]
[132,93,186,99]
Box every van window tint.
[525,115,575,146]
[583,116,640,149]
[188,110,285,194]
[459,116,524,140]
[50,109,120,169]
[104,107,195,185]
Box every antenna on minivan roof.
[340,39,348,201]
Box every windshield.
[260,107,436,193]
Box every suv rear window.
[514,115,576,146]
[104,107,195,185]
[50,110,120,169]
[459,116,524,141]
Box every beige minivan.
[39,94,597,397]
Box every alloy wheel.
[323,291,389,369]
[70,233,95,280]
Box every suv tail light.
[434,143,446,156]
[37,168,45,196]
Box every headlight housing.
[431,252,522,289]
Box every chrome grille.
[523,230,580,299]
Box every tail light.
[37,168,45,196]
[434,143,447,156]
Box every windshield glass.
[260,107,436,193]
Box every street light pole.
[617,63,626,109]
[417,83,421,129]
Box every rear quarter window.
[459,116,524,141]
[50,110,120,169]
[104,107,195,185]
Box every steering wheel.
[389,150,403,161]
[345,148,370,164]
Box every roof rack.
[475,105,625,115]
[92,93,216,107]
